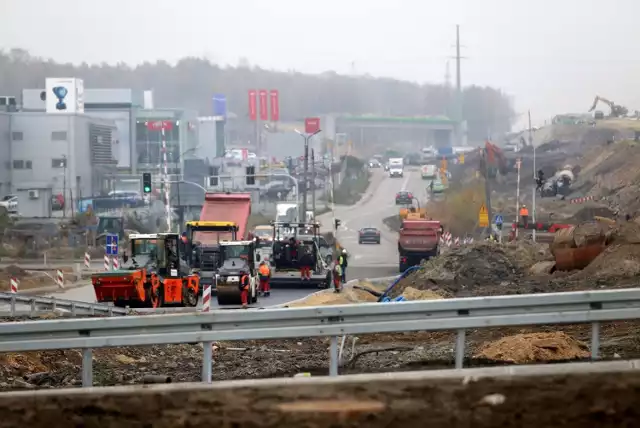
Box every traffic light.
[334,218,341,231]
[142,173,152,194]
[246,166,255,185]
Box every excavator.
[481,141,510,179]
[400,199,427,220]
[589,96,628,118]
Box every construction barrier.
[104,255,110,271]
[112,256,119,270]
[10,278,18,294]
[56,269,64,288]
[84,252,91,268]
[202,284,211,312]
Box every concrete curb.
[16,281,89,296]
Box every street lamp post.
[295,128,321,218]
[62,154,67,218]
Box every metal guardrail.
[1,288,640,387]
[0,293,128,317]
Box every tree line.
[0,49,514,140]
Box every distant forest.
[0,48,514,140]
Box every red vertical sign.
[248,90,257,120]
[305,117,321,134]
[269,90,279,122]
[259,90,268,121]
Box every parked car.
[358,227,381,244]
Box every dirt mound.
[475,332,589,364]
[400,287,444,301]
[566,206,617,223]
[288,287,377,307]
[413,242,524,285]
[1,265,29,278]
[573,243,640,279]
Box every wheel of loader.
[183,281,198,307]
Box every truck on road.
[398,219,441,272]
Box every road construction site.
[3,121,640,395]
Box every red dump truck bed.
[399,220,441,252]
[197,192,252,244]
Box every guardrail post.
[108,306,113,317]
[71,302,77,317]
[90,304,95,316]
[51,297,57,312]
[10,295,15,317]
[202,341,213,383]
[30,299,36,317]
[455,329,466,369]
[82,348,93,387]
[329,336,339,376]
[591,322,600,360]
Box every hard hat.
[342,249,347,254]
[521,204,526,208]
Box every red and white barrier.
[104,254,111,271]
[84,252,91,268]
[10,277,18,294]
[570,196,594,204]
[202,284,211,312]
[56,269,64,288]
[112,256,119,270]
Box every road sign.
[495,214,504,225]
[459,153,465,164]
[478,204,489,227]
[440,158,448,171]
[106,234,119,256]
[305,117,321,134]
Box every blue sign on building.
[106,234,119,256]
[213,94,227,118]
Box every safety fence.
[0,292,127,317]
[0,288,638,387]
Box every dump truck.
[398,219,441,272]
[199,192,252,239]
[185,221,239,292]
[215,239,260,306]
[92,233,199,308]
[269,221,331,288]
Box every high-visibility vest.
[259,265,270,277]
[520,208,529,216]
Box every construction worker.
[519,204,529,228]
[258,261,271,296]
[239,270,250,309]
[332,262,343,293]
[338,249,348,284]
[179,232,189,256]
[299,247,313,281]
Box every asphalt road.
[318,167,427,277]
[1,168,426,308]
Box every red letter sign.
[304,117,321,134]
[248,90,257,121]
[269,90,279,122]
[259,90,268,121]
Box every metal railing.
[0,292,128,317]
[1,288,640,387]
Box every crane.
[588,96,628,118]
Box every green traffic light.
[144,186,151,193]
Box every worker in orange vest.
[519,204,529,228]
[258,261,271,297]
[239,270,250,309]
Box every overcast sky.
[3,0,639,128]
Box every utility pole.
[482,148,493,235]
[311,149,316,216]
[62,155,67,218]
[296,128,321,218]
[529,110,536,243]
[452,24,465,146]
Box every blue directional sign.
[494,214,504,225]
[106,234,119,256]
